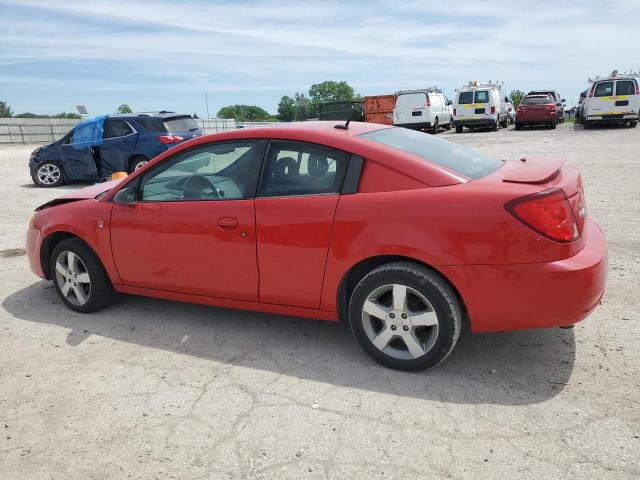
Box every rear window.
[594,81,614,97]
[521,96,553,105]
[616,80,636,96]
[359,127,503,180]
[135,115,199,133]
[163,116,200,133]
[474,90,489,103]
[457,91,474,104]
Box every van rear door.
[613,80,639,117]
[394,92,427,125]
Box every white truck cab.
[583,70,639,128]
[453,81,508,133]
[393,90,452,133]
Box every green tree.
[15,112,40,118]
[116,104,133,114]
[277,95,296,122]
[0,100,13,117]
[53,112,81,119]
[509,89,525,108]
[293,93,313,121]
[309,81,356,105]
[217,105,271,122]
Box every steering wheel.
[181,175,219,200]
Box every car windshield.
[358,127,503,179]
[521,96,553,105]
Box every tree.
[293,93,313,121]
[53,112,81,119]
[509,90,525,108]
[308,81,356,105]
[15,112,39,118]
[216,105,272,122]
[116,104,133,114]
[0,100,13,117]
[277,95,296,122]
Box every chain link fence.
[0,118,278,144]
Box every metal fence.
[0,118,278,144]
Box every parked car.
[364,94,396,125]
[575,90,588,123]
[581,72,639,128]
[515,95,559,129]
[528,90,566,123]
[29,112,203,187]
[453,82,509,132]
[505,97,516,124]
[393,90,452,133]
[26,122,607,371]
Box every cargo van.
[582,71,639,128]
[392,90,452,133]
[453,82,508,133]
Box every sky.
[1,0,639,117]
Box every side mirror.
[113,186,138,205]
[556,103,562,107]
[505,97,509,102]
[447,100,452,105]
[561,98,566,102]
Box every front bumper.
[26,225,45,278]
[439,219,607,333]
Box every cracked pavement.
[1,123,639,479]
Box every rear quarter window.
[359,127,503,180]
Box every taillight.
[490,106,496,114]
[426,95,431,107]
[505,188,579,242]
[588,84,596,97]
[157,135,184,144]
[636,81,639,95]
[453,108,457,115]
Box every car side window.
[258,141,349,197]
[594,82,613,97]
[139,140,265,202]
[103,120,134,139]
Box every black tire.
[348,262,462,371]
[515,123,522,130]
[444,118,452,130]
[128,155,149,173]
[50,238,115,313]
[584,121,593,130]
[431,118,439,134]
[550,120,557,129]
[501,116,508,128]
[491,118,499,131]
[455,125,463,133]
[630,120,637,128]
[32,161,65,188]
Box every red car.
[515,95,560,129]
[26,122,607,371]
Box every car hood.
[36,180,120,211]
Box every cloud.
[1,0,639,114]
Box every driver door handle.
[218,217,238,229]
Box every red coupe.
[26,121,607,370]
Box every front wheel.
[50,238,115,313]
[128,156,149,173]
[33,161,65,187]
[550,120,557,129]
[431,118,439,134]
[491,118,499,131]
[348,262,462,371]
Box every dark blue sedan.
[30,112,203,187]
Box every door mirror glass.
[113,186,137,205]
[447,99,452,105]
[561,98,566,103]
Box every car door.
[589,80,615,117]
[100,119,138,175]
[613,79,637,116]
[254,141,351,309]
[110,140,266,301]
[58,127,98,180]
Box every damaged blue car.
[30,112,203,187]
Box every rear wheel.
[33,161,65,187]
[50,238,115,313]
[550,120,557,129]
[128,156,149,173]
[630,120,638,128]
[455,125,463,133]
[584,121,593,129]
[348,262,462,371]
[515,123,522,130]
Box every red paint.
[364,95,396,125]
[27,121,607,333]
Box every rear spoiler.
[503,157,565,184]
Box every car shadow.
[2,281,577,406]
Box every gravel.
[1,123,639,479]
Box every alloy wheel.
[361,283,439,360]
[54,251,91,306]
[134,160,148,170]
[37,164,61,185]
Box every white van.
[453,82,508,133]
[582,72,639,128]
[393,90,452,133]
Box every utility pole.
[204,92,210,120]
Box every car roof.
[109,112,191,120]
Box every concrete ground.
[1,123,639,479]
